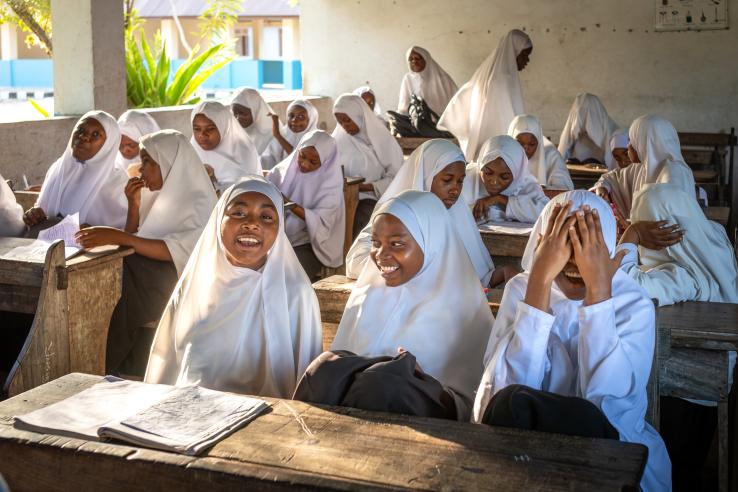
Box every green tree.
[0,0,52,55]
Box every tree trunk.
[6,0,53,56]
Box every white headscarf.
[268,130,346,268]
[0,174,24,236]
[463,135,535,202]
[190,101,262,190]
[508,114,573,189]
[262,99,320,169]
[116,110,161,170]
[332,93,404,199]
[438,29,532,160]
[397,46,458,116]
[231,87,274,154]
[138,130,218,275]
[353,85,384,119]
[609,129,630,152]
[557,93,619,170]
[347,139,494,284]
[332,190,495,404]
[631,183,738,303]
[144,176,322,398]
[37,110,127,228]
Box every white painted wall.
[300,0,738,138]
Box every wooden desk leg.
[66,258,124,375]
[719,400,729,492]
[344,184,360,258]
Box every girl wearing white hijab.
[294,191,494,421]
[145,176,322,398]
[558,93,619,169]
[508,114,573,190]
[609,129,633,169]
[438,29,533,160]
[617,183,738,306]
[190,100,262,191]
[345,139,495,286]
[594,115,696,219]
[332,93,404,235]
[473,191,671,492]
[230,87,274,155]
[463,135,548,224]
[268,130,346,281]
[23,110,128,232]
[116,110,161,174]
[353,85,386,123]
[76,130,217,375]
[397,46,458,117]
[261,99,319,170]
[0,174,24,236]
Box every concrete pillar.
[281,18,300,60]
[160,19,180,59]
[252,19,264,59]
[1,23,18,60]
[51,0,126,116]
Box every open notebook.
[13,376,269,456]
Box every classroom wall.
[0,96,335,186]
[300,0,738,138]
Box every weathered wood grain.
[0,373,648,491]
[478,230,529,260]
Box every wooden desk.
[705,206,730,227]
[343,176,365,257]
[396,136,459,156]
[566,163,608,190]
[658,302,738,491]
[12,190,39,211]
[0,373,648,491]
[313,275,504,352]
[478,229,530,268]
[0,239,133,397]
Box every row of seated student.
[0,29,737,492]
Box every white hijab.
[268,130,346,268]
[557,93,619,169]
[610,128,630,152]
[115,110,161,172]
[144,176,322,398]
[37,110,127,228]
[231,87,274,154]
[0,174,24,236]
[263,99,320,169]
[438,29,532,160]
[332,190,495,403]
[631,183,738,303]
[463,134,537,203]
[398,46,458,116]
[190,101,262,189]
[331,93,404,198]
[508,114,572,189]
[353,85,384,119]
[138,130,218,275]
[348,139,494,285]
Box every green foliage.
[125,29,233,108]
[198,0,240,44]
[0,0,52,55]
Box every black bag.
[387,94,454,139]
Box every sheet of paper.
[38,213,81,248]
[478,220,534,235]
[0,239,79,262]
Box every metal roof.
[135,0,299,18]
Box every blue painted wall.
[1,58,301,90]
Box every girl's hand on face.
[267,113,281,137]
[74,227,127,250]
[630,220,683,250]
[568,207,628,306]
[530,202,577,285]
[124,177,145,205]
[23,206,47,227]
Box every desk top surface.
[0,237,134,270]
[566,164,609,175]
[0,373,646,491]
[659,301,738,351]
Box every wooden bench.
[0,238,133,397]
[566,163,609,190]
[0,372,648,491]
[478,228,530,268]
[395,136,459,156]
[657,301,738,492]
[313,275,504,352]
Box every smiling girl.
[463,135,548,224]
[145,176,322,398]
[75,130,217,375]
[293,190,494,421]
[261,99,319,170]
